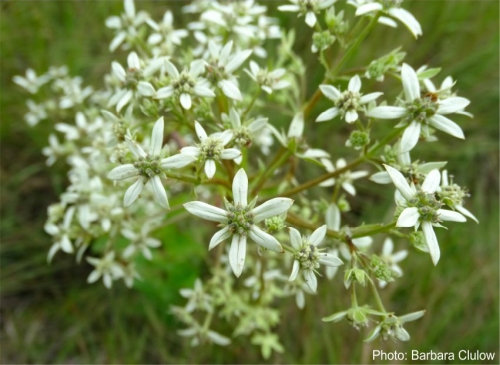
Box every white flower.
[224,108,268,149]
[288,225,343,292]
[378,237,408,288]
[45,206,76,262]
[245,61,290,94]
[316,75,383,123]
[156,59,215,110]
[278,0,337,28]
[107,117,196,208]
[184,168,294,277]
[13,68,49,94]
[180,121,241,179]
[146,11,188,49]
[384,164,466,265]
[108,52,160,112]
[105,0,148,52]
[86,251,125,289]
[437,170,478,223]
[348,0,422,38]
[366,64,470,152]
[24,100,47,126]
[423,75,474,118]
[180,278,213,313]
[205,40,252,101]
[42,134,65,166]
[365,310,425,342]
[121,222,162,260]
[320,158,369,195]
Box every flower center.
[336,90,361,112]
[404,97,438,124]
[439,183,468,206]
[300,0,319,13]
[133,154,162,177]
[172,72,196,94]
[295,240,321,270]
[226,203,254,236]
[408,191,442,223]
[199,137,224,161]
[125,68,142,89]
[206,63,228,84]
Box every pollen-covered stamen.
[439,181,469,206]
[112,121,128,141]
[205,63,228,84]
[199,137,225,161]
[226,203,254,236]
[336,90,361,114]
[408,191,442,223]
[172,71,196,94]
[133,154,162,178]
[295,240,324,271]
[233,127,252,147]
[404,97,439,124]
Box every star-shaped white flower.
[438,170,478,223]
[245,61,290,94]
[384,164,466,265]
[288,225,343,292]
[319,158,369,195]
[180,121,241,179]
[156,59,215,109]
[146,10,188,49]
[107,117,196,208]
[184,168,294,277]
[348,0,422,38]
[316,75,383,123]
[105,0,148,51]
[378,237,408,288]
[87,251,125,289]
[366,64,470,152]
[278,0,337,28]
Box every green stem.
[368,276,386,312]
[251,147,292,195]
[242,89,261,121]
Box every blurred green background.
[1,1,498,363]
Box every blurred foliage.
[1,0,498,363]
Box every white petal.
[151,175,169,209]
[124,0,135,18]
[209,226,232,250]
[428,114,465,139]
[345,110,359,123]
[289,227,302,250]
[388,8,422,38]
[318,253,343,267]
[127,52,140,70]
[137,81,155,97]
[125,136,147,158]
[164,60,180,78]
[422,221,440,265]
[109,32,126,52]
[189,59,205,77]
[455,205,478,223]
[370,171,392,184]
[355,2,383,15]
[249,226,283,252]
[207,331,231,346]
[232,168,248,206]
[87,270,101,284]
[116,90,133,112]
[155,86,174,99]
[180,146,200,157]
[105,16,122,29]
[108,164,138,180]
[384,164,414,200]
[400,121,421,152]
[437,209,466,222]
[396,207,420,227]
[278,4,300,12]
[360,92,383,104]
[150,117,164,155]
[60,235,73,253]
[193,84,215,98]
[124,178,146,207]
[326,203,340,231]
[348,75,361,92]
[366,106,407,119]
[382,238,394,256]
[180,93,192,109]
[219,130,234,146]
[401,63,420,102]
[112,61,126,82]
[219,80,242,100]
[288,112,304,138]
[204,159,216,179]
[304,11,317,27]
[303,270,317,292]
[253,198,294,223]
[225,50,252,74]
[289,260,300,281]
[437,97,470,115]
[319,84,341,101]
[221,148,241,160]
[219,41,233,66]
[229,234,247,277]
[184,201,228,223]
[161,154,196,169]
[309,225,327,246]
[421,169,441,193]
[147,33,163,45]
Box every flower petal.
[401,63,420,102]
[253,198,294,223]
[289,227,302,249]
[229,234,247,277]
[348,75,361,92]
[180,93,192,109]
[303,270,317,292]
[400,121,421,152]
[366,106,407,119]
[232,168,248,207]
[319,85,341,101]
[204,159,216,179]
[384,164,414,200]
[209,226,232,250]
[437,97,470,115]
[108,164,138,180]
[289,260,300,281]
[249,226,283,252]
[219,79,242,100]
[437,209,466,222]
[428,114,465,139]
[161,154,196,169]
[421,169,441,193]
[310,225,327,246]
[184,201,228,223]
[124,178,146,207]
[150,117,164,155]
[151,175,169,209]
[396,207,420,227]
[422,221,440,265]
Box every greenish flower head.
[225,199,256,236]
[404,97,439,124]
[348,130,370,150]
[199,137,225,162]
[408,191,442,223]
[172,71,196,95]
[134,154,162,177]
[265,216,286,233]
[439,183,468,207]
[337,90,361,113]
[381,0,403,10]
[294,239,322,271]
[371,255,394,283]
[312,31,335,52]
[124,67,142,89]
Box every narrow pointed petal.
[137,81,155,97]
[125,137,147,158]
[304,11,317,27]
[384,164,414,200]
[319,253,343,267]
[112,61,126,82]
[345,110,359,123]
[109,32,126,52]
[370,171,392,184]
[289,260,300,281]
[124,0,135,18]
[108,164,138,180]
[161,154,196,169]
[401,63,420,101]
[382,238,394,256]
[278,4,300,11]
[249,226,283,252]
[455,205,478,223]
[180,146,200,157]
[326,203,340,231]
[164,60,179,78]
[151,175,169,209]
[204,159,216,179]
[150,117,164,155]
[360,92,383,104]
[400,121,421,152]
[184,201,228,223]
[348,75,361,92]
[209,226,231,250]
[396,207,420,227]
[422,221,440,265]
[124,178,146,207]
[303,270,317,292]
[232,168,248,206]
[229,234,247,277]
[194,121,208,141]
[421,169,441,193]
[428,114,465,139]
[437,97,470,115]
[226,50,252,73]
[366,106,407,119]
[355,2,383,15]
[127,52,140,69]
[155,86,174,99]
[193,84,215,97]
[116,90,133,112]
[60,235,74,253]
[221,148,241,160]
[310,225,327,246]
[319,85,341,101]
[388,8,422,38]
[253,198,294,223]
[437,209,466,222]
